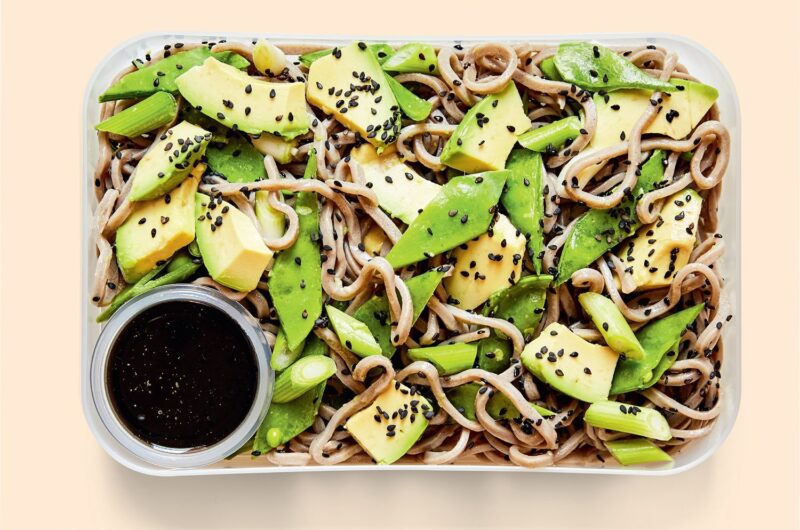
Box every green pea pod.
[385,75,432,121]
[611,303,704,394]
[579,292,645,360]
[270,328,305,372]
[252,381,326,455]
[206,135,266,183]
[187,240,201,258]
[299,43,394,67]
[477,336,512,373]
[446,383,555,422]
[556,149,665,284]
[96,253,200,322]
[501,149,545,272]
[517,116,582,153]
[352,267,449,357]
[99,48,250,102]
[381,43,439,74]
[483,275,552,340]
[644,340,680,386]
[538,57,562,81]
[268,151,323,351]
[553,42,676,93]
[386,171,509,268]
[326,305,382,357]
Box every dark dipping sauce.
[107,301,258,449]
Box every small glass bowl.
[90,284,273,468]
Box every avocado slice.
[299,43,395,67]
[616,189,702,290]
[440,82,530,173]
[128,121,210,202]
[115,167,202,283]
[520,322,619,403]
[345,380,432,464]
[385,170,509,268]
[98,47,249,102]
[352,267,449,357]
[176,58,309,139]
[306,42,401,148]
[206,135,266,183]
[444,214,526,310]
[194,193,273,292]
[350,144,441,224]
[251,132,297,164]
[578,79,717,184]
[326,305,382,357]
[381,43,439,74]
[254,191,286,241]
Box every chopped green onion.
[605,438,673,465]
[517,116,581,152]
[584,401,672,441]
[270,329,305,372]
[579,292,646,360]
[407,343,478,375]
[271,355,336,403]
[95,92,178,138]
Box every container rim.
[81,31,741,477]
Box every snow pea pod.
[556,149,665,284]
[501,149,545,273]
[381,43,439,74]
[268,151,323,351]
[385,75,432,121]
[554,42,676,93]
[386,171,509,268]
[252,381,326,455]
[352,266,449,357]
[99,48,250,102]
[538,57,562,81]
[610,303,704,394]
[483,275,552,340]
[299,43,394,67]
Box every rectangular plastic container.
[82,32,741,476]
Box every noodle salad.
[90,39,731,468]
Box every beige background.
[2,0,799,528]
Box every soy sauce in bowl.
[107,301,258,449]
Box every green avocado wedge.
[483,275,551,340]
[556,149,666,284]
[501,149,545,272]
[553,42,676,93]
[538,57,562,81]
[579,292,645,360]
[385,75,433,121]
[99,47,250,102]
[351,266,449,357]
[268,151,323,351]
[206,135,266,183]
[386,171,509,268]
[610,303,704,394]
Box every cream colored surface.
[1,0,798,528]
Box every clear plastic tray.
[82,32,741,476]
